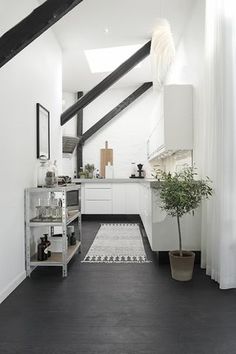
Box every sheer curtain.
[201,0,236,289]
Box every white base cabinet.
[83,183,112,214]
[80,181,201,252]
[139,182,152,242]
[82,183,140,215]
[139,183,201,252]
[113,183,140,214]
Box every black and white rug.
[82,223,151,263]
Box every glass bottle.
[36,205,42,220]
[53,160,58,186]
[37,237,47,261]
[57,198,62,219]
[44,234,51,258]
[50,192,58,219]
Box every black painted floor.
[0,221,236,354]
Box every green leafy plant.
[84,164,95,173]
[84,163,95,178]
[156,167,212,256]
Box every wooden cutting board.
[100,141,113,178]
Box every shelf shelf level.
[25,185,82,277]
[26,185,80,193]
[30,241,81,266]
[29,211,81,227]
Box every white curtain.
[201,0,236,288]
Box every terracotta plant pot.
[169,250,195,281]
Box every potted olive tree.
[157,167,212,281]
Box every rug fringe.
[101,223,139,227]
[82,260,152,263]
[82,255,151,263]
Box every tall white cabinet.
[147,84,193,160]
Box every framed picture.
[36,103,50,160]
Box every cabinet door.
[112,184,126,214]
[139,184,145,222]
[83,183,112,214]
[84,200,112,214]
[125,184,140,214]
[147,117,165,160]
[85,188,112,200]
[143,184,152,246]
[138,183,152,246]
[164,85,193,151]
[151,190,201,251]
[112,184,140,214]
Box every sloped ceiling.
[52,0,195,91]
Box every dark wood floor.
[0,220,236,354]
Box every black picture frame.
[36,103,50,160]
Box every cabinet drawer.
[85,188,112,200]
[85,183,112,189]
[84,200,112,214]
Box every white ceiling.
[52,0,195,92]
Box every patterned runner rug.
[82,223,151,263]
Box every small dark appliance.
[67,189,79,212]
[137,164,145,178]
[58,176,72,185]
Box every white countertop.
[73,178,157,184]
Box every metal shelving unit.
[25,185,82,277]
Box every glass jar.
[45,161,56,188]
[130,162,136,177]
[45,206,52,219]
[36,206,43,219]
[37,156,48,188]
[50,192,59,219]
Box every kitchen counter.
[73,178,158,186]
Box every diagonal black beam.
[80,82,153,144]
[76,91,83,176]
[0,0,83,69]
[61,40,151,125]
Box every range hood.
[62,136,80,157]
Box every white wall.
[62,88,157,178]
[62,91,77,176]
[83,87,156,178]
[161,0,205,172]
[0,0,62,303]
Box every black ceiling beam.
[61,40,151,125]
[80,82,153,144]
[76,91,83,175]
[0,0,83,69]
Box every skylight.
[84,44,142,73]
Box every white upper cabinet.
[147,84,193,160]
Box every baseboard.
[157,251,201,265]
[0,271,26,304]
[82,214,142,223]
